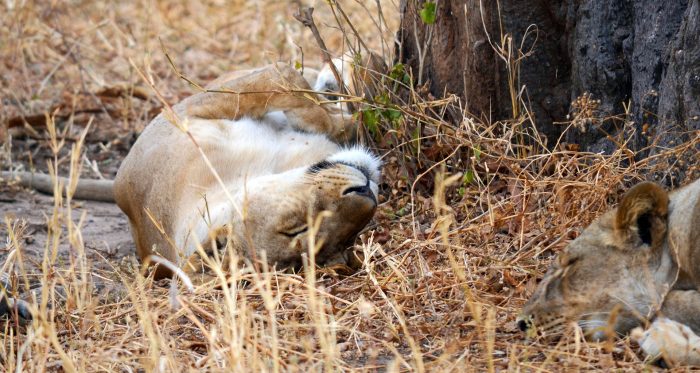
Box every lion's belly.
[116,112,343,265]
[171,116,341,258]
[188,116,340,176]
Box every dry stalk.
[1,1,698,372]
[293,6,356,113]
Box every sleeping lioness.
[518,178,700,365]
[114,63,380,279]
[0,58,382,320]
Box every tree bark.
[397,0,699,156]
[396,1,501,121]
[657,0,700,148]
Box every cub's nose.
[343,184,376,203]
[324,92,339,102]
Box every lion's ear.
[615,182,669,247]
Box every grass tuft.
[1,1,699,371]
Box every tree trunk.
[397,0,699,157]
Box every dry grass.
[1,1,700,372]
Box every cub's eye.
[280,226,308,238]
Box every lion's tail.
[1,171,115,202]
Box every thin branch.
[293,6,356,113]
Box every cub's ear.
[615,182,669,247]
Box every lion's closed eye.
[544,277,562,301]
[279,226,308,238]
[558,253,580,267]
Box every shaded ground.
[2,97,137,279]
[0,189,133,274]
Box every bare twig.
[293,6,356,113]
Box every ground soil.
[0,189,133,274]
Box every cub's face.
[314,56,354,102]
[518,182,678,340]
[231,149,380,270]
[313,52,387,103]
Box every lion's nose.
[343,184,376,204]
[517,317,532,332]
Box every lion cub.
[519,178,700,365]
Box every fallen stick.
[1,171,115,202]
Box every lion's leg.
[660,290,700,333]
[181,225,240,286]
[631,290,700,366]
[185,63,343,138]
[632,317,700,366]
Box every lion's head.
[220,148,380,270]
[518,182,679,340]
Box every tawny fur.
[114,63,381,280]
[519,178,700,364]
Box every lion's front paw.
[632,317,700,367]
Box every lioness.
[0,59,382,320]
[518,178,700,365]
[114,63,381,279]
